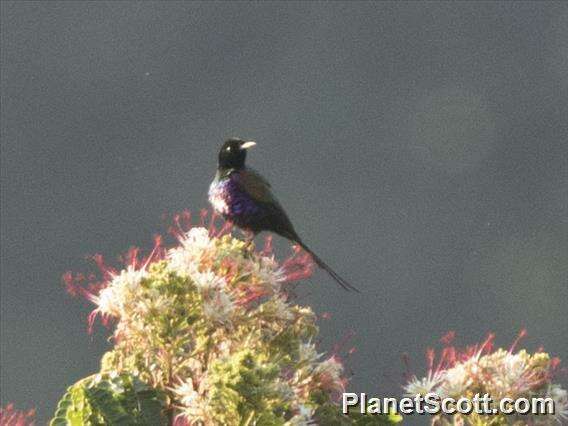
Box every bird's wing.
[235,168,300,241]
[235,168,275,204]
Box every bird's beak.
[241,141,257,150]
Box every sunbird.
[208,138,359,292]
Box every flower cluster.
[404,332,567,425]
[0,404,35,426]
[58,213,396,425]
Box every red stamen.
[509,328,527,354]
[199,209,208,227]
[208,211,218,235]
[440,331,456,346]
[261,235,273,256]
[426,348,435,373]
[0,404,35,426]
[281,249,314,283]
[402,353,412,382]
[479,332,495,357]
[331,330,355,357]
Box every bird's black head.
[218,138,256,170]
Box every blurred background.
[1,2,567,422]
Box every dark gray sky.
[1,2,567,422]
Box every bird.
[208,137,359,292]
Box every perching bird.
[208,138,359,292]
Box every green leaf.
[312,403,402,426]
[50,373,167,426]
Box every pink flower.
[0,404,35,426]
[64,209,314,332]
[404,330,566,421]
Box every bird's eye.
[226,146,231,152]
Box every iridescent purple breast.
[208,173,261,221]
[208,177,231,215]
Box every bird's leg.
[241,229,255,249]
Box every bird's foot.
[241,229,255,249]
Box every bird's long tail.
[296,240,360,292]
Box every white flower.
[192,270,227,293]
[404,371,445,396]
[271,380,296,402]
[314,357,344,392]
[298,343,321,365]
[438,363,472,398]
[173,380,200,407]
[95,266,147,316]
[136,294,171,315]
[172,380,208,422]
[96,286,121,316]
[315,357,343,378]
[547,384,568,424]
[250,256,283,293]
[167,227,213,277]
[287,404,314,425]
[202,290,235,324]
[493,352,528,396]
[182,227,212,250]
[271,297,294,321]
